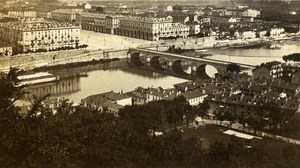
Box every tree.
[0,67,24,136]
[238,114,248,131]
[195,100,210,119]
[215,108,225,125]
[247,115,265,134]
[261,102,282,132]
[224,110,237,127]
[226,63,241,73]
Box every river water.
[19,39,300,105]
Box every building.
[292,72,300,84]
[228,17,241,23]
[82,91,132,115]
[181,90,207,106]
[36,11,52,19]
[256,30,267,38]
[271,63,300,80]
[8,10,37,18]
[83,3,92,9]
[240,31,256,39]
[128,87,181,105]
[270,27,285,37]
[0,43,13,56]
[0,18,80,53]
[242,9,260,18]
[51,9,83,23]
[252,66,272,79]
[117,16,190,41]
[166,5,173,12]
[80,12,122,34]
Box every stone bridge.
[127,48,256,78]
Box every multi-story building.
[128,87,181,105]
[36,11,52,19]
[242,9,261,18]
[82,91,132,115]
[117,16,190,41]
[80,12,122,34]
[270,27,285,37]
[51,9,83,23]
[0,43,13,56]
[8,10,37,18]
[0,18,80,53]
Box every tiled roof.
[181,89,206,100]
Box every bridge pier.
[167,61,173,67]
[145,57,151,63]
[192,65,198,72]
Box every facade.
[181,90,207,106]
[292,72,300,84]
[8,10,37,18]
[240,31,256,39]
[270,27,285,37]
[0,18,80,53]
[0,44,13,56]
[83,3,92,9]
[128,87,181,105]
[51,9,83,23]
[242,9,261,18]
[256,30,267,38]
[80,12,121,34]
[36,11,52,19]
[271,63,300,79]
[252,66,272,79]
[117,16,190,41]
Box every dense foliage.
[283,53,300,62]
[226,63,241,73]
[0,68,300,167]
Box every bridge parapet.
[128,48,255,77]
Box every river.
[207,38,300,65]
[18,39,300,105]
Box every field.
[182,124,300,151]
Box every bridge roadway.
[130,48,256,70]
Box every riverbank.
[0,49,128,73]
[33,58,121,72]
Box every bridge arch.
[195,64,219,79]
[172,60,190,76]
[150,56,166,71]
[129,52,144,66]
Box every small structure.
[181,90,207,106]
[82,91,132,115]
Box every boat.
[195,49,208,53]
[195,49,212,58]
[17,72,59,86]
[267,43,281,49]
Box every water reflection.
[22,75,81,100]
[20,64,187,104]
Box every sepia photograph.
[0,0,300,167]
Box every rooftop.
[0,18,80,31]
[181,90,206,100]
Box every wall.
[0,49,129,72]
